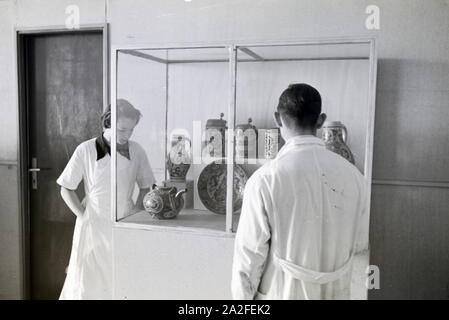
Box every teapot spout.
[175,189,187,200]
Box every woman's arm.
[136,188,150,211]
[60,186,85,218]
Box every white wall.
[0,1,17,161]
[0,0,21,299]
[0,165,20,299]
[1,0,448,299]
[14,0,106,27]
[235,59,369,172]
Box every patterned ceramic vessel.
[143,184,187,219]
[322,121,355,164]
[236,118,258,159]
[167,135,191,181]
[205,112,227,158]
[197,163,248,215]
[264,128,280,159]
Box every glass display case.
[110,39,377,236]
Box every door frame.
[16,23,109,299]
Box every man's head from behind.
[274,83,326,140]
[102,99,142,145]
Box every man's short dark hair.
[277,83,322,128]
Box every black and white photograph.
[0,0,448,304]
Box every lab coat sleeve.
[56,144,85,190]
[232,174,271,300]
[355,177,369,252]
[136,145,155,189]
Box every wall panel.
[369,184,449,299]
[112,228,235,299]
[372,59,449,182]
[0,165,21,299]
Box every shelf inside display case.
[117,209,240,235]
[203,156,271,165]
[237,158,270,165]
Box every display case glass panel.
[111,40,376,238]
[232,42,372,231]
[114,46,234,233]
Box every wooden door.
[20,31,104,299]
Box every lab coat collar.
[277,135,324,158]
[95,134,130,161]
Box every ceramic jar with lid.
[322,121,355,164]
[235,118,258,160]
[264,128,280,159]
[205,112,227,159]
[166,134,191,181]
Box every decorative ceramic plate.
[197,162,248,214]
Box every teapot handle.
[175,189,188,199]
[341,125,348,143]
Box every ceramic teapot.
[143,184,187,219]
[322,121,355,164]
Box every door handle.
[28,168,50,172]
[29,157,51,190]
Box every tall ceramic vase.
[322,121,355,164]
[166,135,191,181]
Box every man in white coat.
[231,83,367,300]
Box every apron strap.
[273,253,354,285]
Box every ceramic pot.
[167,135,191,181]
[204,112,227,158]
[143,184,187,219]
[264,128,280,159]
[322,121,355,164]
[236,118,258,159]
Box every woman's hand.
[60,187,86,219]
[136,187,151,211]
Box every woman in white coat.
[57,99,154,299]
[231,84,367,300]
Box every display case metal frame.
[110,37,377,237]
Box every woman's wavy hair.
[101,99,142,129]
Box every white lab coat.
[56,138,154,299]
[232,135,367,300]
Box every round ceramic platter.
[197,162,248,215]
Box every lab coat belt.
[273,253,353,284]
